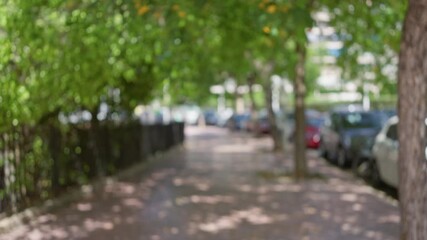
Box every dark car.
[256,116,271,134]
[226,113,251,131]
[319,110,386,168]
[247,110,271,135]
[203,110,218,126]
[350,110,396,175]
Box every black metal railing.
[0,121,184,216]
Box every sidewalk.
[0,126,399,240]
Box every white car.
[372,116,427,188]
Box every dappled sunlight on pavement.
[1,126,399,240]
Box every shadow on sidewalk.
[1,126,400,240]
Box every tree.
[279,1,316,178]
[1,0,165,128]
[192,0,290,151]
[329,1,405,97]
[202,0,317,175]
[397,1,427,238]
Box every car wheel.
[352,157,370,178]
[319,141,328,159]
[368,158,383,187]
[337,147,349,168]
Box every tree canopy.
[1,1,406,126]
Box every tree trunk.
[248,72,258,114]
[47,122,62,195]
[247,73,258,132]
[264,81,283,152]
[233,90,240,114]
[398,1,427,239]
[254,60,283,151]
[294,41,307,180]
[90,107,104,178]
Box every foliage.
[0,0,408,129]
[327,1,406,94]
[1,0,162,128]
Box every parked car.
[203,110,218,126]
[256,116,271,134]
[285,109,324,143]
[226,113,251,131]
[319,109,386,168]
[370,116,399,187]
[365,116,427,188]
[350,110,396,173]
[252,109,282,135]
[246,110,271,135]
[306,116,325,149]
[216,108,234,127]
[288,115,325,149]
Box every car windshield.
[205,111,216,116]
[340,112,380,129]
[307,117,324,127]
[235,114,249,121]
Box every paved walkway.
[1,127,400,240]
